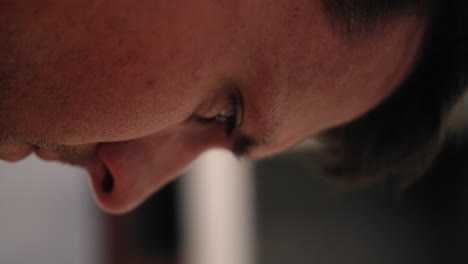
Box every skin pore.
[0,0,427,213]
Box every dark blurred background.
[255,132,468,264]
[101,125,468,264]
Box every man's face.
[0,0,427,213]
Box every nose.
[89,126,229,214]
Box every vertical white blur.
[181,149,256,264]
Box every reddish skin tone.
[0,0,427,214]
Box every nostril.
[102,167,114,193]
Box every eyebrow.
[231,134,257,158]
[231,108,278,158]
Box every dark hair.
[313,0,468,187]
[323,0,435,41]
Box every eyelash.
[216,97,238,136]
[195,93,241,136]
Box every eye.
[214,103,235,122]
[214,96,238,136]
[193,90,243,136]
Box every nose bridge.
[92,125,230,214]
[138,125,231,170]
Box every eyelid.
[189,88,244,136]
[235,88,244,128]
[221,89,243,136]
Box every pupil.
[215,113,229,122]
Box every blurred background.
[0,96,467,264]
